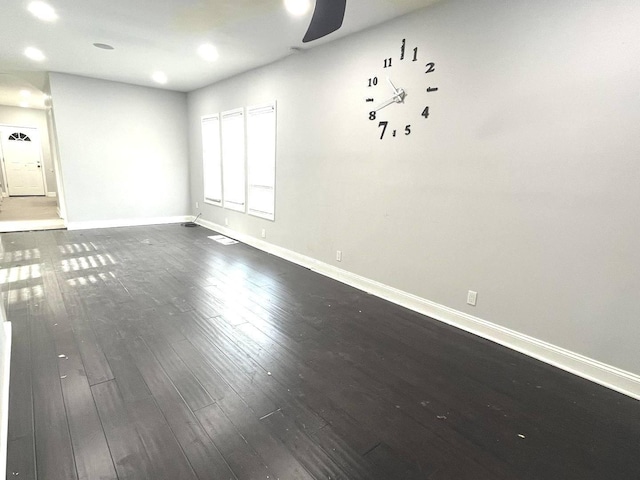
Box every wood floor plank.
[39,268,118,480]
[216,392,315,480]
[7,436,37,479]
[91,380,156,480]
[30,301,78,480]
[61,291,114,386]
[260,410,351,480]
[142,332,215,412]
[174,310,278,418]
[196,403,274,480]
[123,395,200,480]
[123,335,236,480]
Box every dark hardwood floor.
[2,224,639,479]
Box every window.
[221,108,246,212]
[247,102,277,220]
[8,132,31,141]
[202,115,222,205]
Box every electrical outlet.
[261,229,266,238]
[467,290,478,306]
[224,218,229,226]
[336,250,342,262]
[196,201,199,209]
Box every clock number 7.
[378,121,388,140]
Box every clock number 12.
[400,39,419,62]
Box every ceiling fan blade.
[302,0,347,43]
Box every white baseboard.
[196,218,640,401]
[67,215,191,231]
[0,218,66,233]
[0,322,12,480]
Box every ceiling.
[0,0,440,110]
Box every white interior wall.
[48,73,190,227]
[188,0,640,381]
[0,105,56,195]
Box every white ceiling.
[0,0,440,110]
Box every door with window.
[1,128,45,196]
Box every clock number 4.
[422,107,430,119]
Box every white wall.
[188,0,640,382]
[0,105,56,194]
[49,73,190,225]
[0,236,11,479]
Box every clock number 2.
[425,62,435,74]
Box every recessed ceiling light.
[197,43,219,62]
[27,1,58,22]
[24,47,46,62]
[20,90,32,97]
[152,71,168,85]
[284,0,311,16]
[93,43,115,50]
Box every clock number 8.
[369,111,377,121]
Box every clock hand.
[374,88,406,111]
[387,76,400,95]
[375,96,398,111]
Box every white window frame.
[221,108,246,213]
[246,102,277,221]
[201,114,222,206]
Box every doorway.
[0,124,65,232]
[1,127,46,196]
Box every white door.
[1,128,45,196]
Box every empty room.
[0,0,638,479]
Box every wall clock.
[365,38,439,140]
